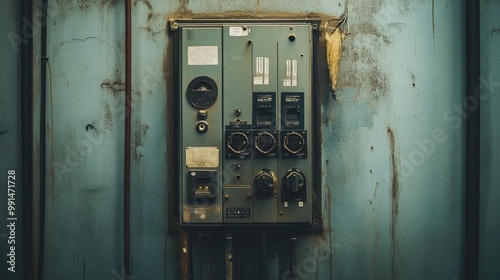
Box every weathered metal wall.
[0,0,496,279]
[0,0,24,279]
[480,0,500,278]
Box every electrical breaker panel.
[174,20,317,226]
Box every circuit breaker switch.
[285,171,305,192]
[282,168,306,202]
[254,169,277,199]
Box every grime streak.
[387,127,399,280]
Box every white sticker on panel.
[229,26,249,36]
[187,46,218,65]
[185,147,219,168]
[283,59,298,86]
[254,57,270,85]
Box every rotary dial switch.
[284,169,305,193]
[282,168,306,202]
[254,169,277,198]
[284,132,305,154]
[255,132,276,154]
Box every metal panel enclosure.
[175,21,316,226]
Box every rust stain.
[133,0,153,10]
[179,0,190,14]
[133,0,165,36]
[371,182,380,278]
[167,11,345,24]
[55,0,118,19]
[333,0,408,100]
[100,80,125,94]
[132,121,149,162]
[103,103,113,131]
[387,127,399,280]
[326,186,333,278]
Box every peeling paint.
[325,27,346,92]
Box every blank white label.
[187,46,218,65]
[185,147,219,168]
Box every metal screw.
[171,21,179,30]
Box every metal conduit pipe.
[259,234,268,280]
[38,0,49,278]
[226,234,234,280]
[180,229,190,280]
[290,236,297,278]
[124,0,132,277]
[465,0,480,279]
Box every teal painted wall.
[1,0,499,279]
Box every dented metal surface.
[25,0,499,279]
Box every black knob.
[288,34,296,41]
[254,169,277,197]
[284,132,304,153]
[198,110,207,120]
[255,132,276,154]
[284,170,305,192]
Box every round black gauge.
[256,132,276,154]
[284,132,304,153]
[228,132,249,153]
[186,76,218,109]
